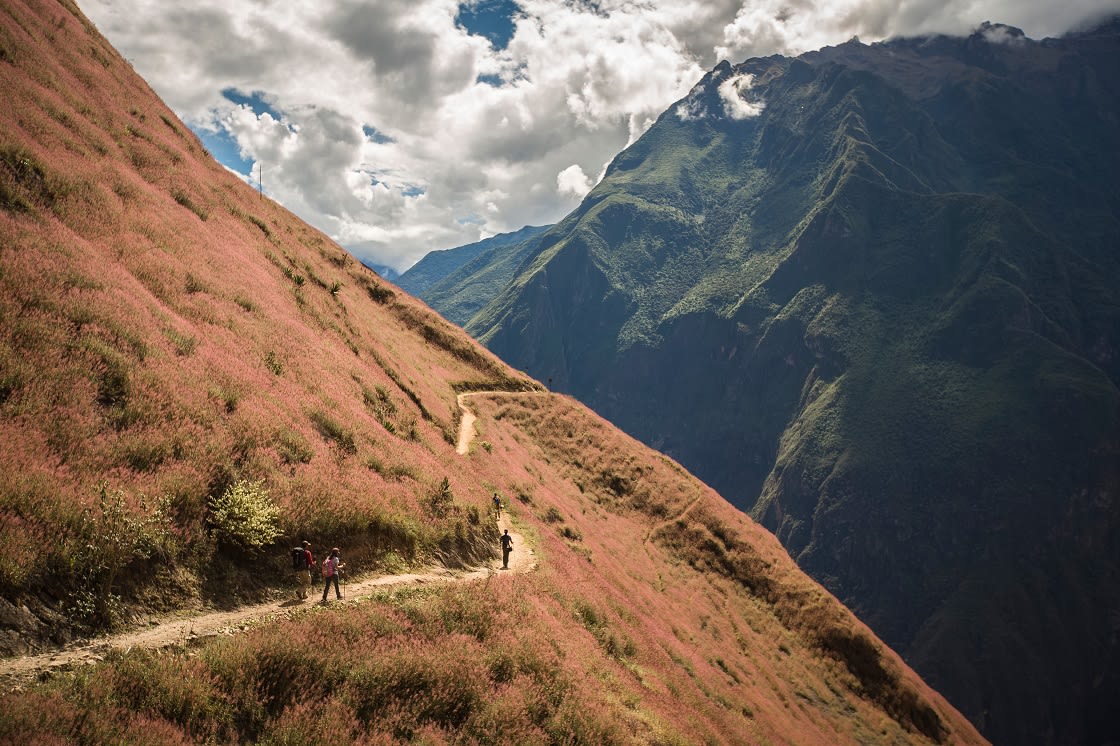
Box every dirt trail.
[0,394,535,685]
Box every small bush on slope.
[207,479,281,552]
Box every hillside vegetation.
[0,1,986,743]
[421,22,1120,746]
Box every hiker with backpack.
[321,547,344,603]
[291,540,313,599]
[492,492,502,517]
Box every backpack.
[291,547,305,569]
[322,556,334,577]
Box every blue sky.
[85,0,1120,272]
[457,0,520,49]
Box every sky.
[82,0,1120,273]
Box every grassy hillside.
[456,26,1120,746]
[0,1,985,743]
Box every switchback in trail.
[0,394,537,686]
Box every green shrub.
[263,351,284,376]
[208,479,280,552]
[68,484,174,627]
[428,477,454,517]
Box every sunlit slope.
[0,1,989,742]
[0,0,536,632]
[459,24,1120,746]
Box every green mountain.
[417,21,1120,746]
[398,224,551,326]
[0,2,991,743]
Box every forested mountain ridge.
[414,20,1120,746]
[397,224,551,326]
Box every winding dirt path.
[0,394,536,685]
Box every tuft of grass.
[308,409,357,454]
[365,456,418,481]
[166,327,197,356]
[233,293,256,313]
[275,427,313,465]
[1,144,57,212]
[208,384,241,414]
[263,351,283,376]
[171,188,208,220]
[184,273,206,294]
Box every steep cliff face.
[442,23,1120,745]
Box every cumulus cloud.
[557,164,594,197]
[82,0,1120,271]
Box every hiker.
[321,547,343,603]
[292,540,314,599]
[492,492,502,517]
[499,529,513,569]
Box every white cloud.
[557,164,594,198]
[719,73,765,119]
[82,0,1120,272]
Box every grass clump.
[275,427,313,465]
[308,409,357,454]
[263,351,283,376]
[171,188,208,220]
[166,327,197,356]
[233,293,257,313]
[0,144,56,212]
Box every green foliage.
[68,484,174,627]
[274,427,312,465]
[307,409,357,454]
[208,384,241,414]
[166,327,197,356]
[428,476,454,517]
[207,479,280,553]
[171,188,208,220]
[0,144,56,212]
[263,351,284,376]
[365,456,417,481]
[233,293,257,313]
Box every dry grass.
[0,1,986,744]
[0,0,533,626]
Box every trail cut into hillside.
[1,522,534,688]
[0,393,536,686]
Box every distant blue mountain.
[397,224,551,325]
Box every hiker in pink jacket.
[321,547,343,603]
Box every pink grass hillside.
[0,1,985,743]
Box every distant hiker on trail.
[499,529,513,569]
[292,540,313,599]
[321,547,343,603]
[493,492,502,517]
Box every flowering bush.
[207,479,280,552]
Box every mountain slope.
[399,224,551,327]
[0,1,984,743]
[398,224,550,297]
[451,23,1120,746]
